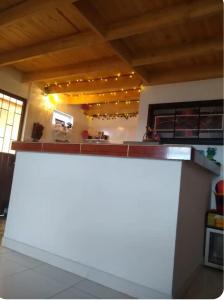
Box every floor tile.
[0,256,27,279]
[1,249,43,268]
[33,263,84,288]
[0,246,9,254]
[51,286,99,299]
[75,279,132,299]
[0,269,68,299]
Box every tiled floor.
[0,247,132,299]
[0,245,222,299]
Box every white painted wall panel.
[4,152,182,295]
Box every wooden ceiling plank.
[73,0,108,37]
[105,0,222,40]
[0,0,78,28]
[62,89,140,104]
[132,39,223,66]
[22,56,130,82]
[47,77,142,94]
[148,64,223,85]
[0,31,101,67]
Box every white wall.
[88,117,138,143]
[137,78,223,140]
[136,78,223,208]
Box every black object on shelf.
[31,123,44,142]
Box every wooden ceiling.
[0,0,223,106]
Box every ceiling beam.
[132,39,223,67]
[0,0,77,28]
[22,56,129,82]
[62,89,140,104]
[147,64,223,85]
[105,0,222,40]
[74,1,148,83]
[47,76,142,94]
[0,31,102,67]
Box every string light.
[83,99,139,108]
[86,112,138,120]
[45,72,141,90]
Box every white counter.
[2,150,216,298]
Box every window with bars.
[0,90,26,154]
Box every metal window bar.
[0,93,24,154]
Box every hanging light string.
[63,87,142,99]
[86,99,140,108]
[44,71,138,90]
[86,112,138,120]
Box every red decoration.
[81,130,89,139]
[215,180,224,195]
[81,104,89,110]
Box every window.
[147,100,223,145]
[0,90,26,153]
[52,110,73,126]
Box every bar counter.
[12,142,220,175]
[2,141,220,298]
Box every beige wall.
[0,67,30,99]
[0,67,88,143]
[23,84,88,143]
